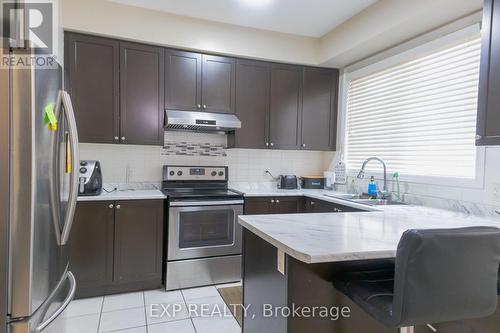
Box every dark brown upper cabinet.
[202,55,236,113]
[120,42,164,145]
[477,0,500,145]
[269,64,302,150]
[164,51,235,113]
[301,68,339,151]
[229,60,270,149]
[164,49,202,111]
[65,33,119,144]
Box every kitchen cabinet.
[113,200,164,284]
[477,0,500,145]
[65,33,119,144]
[302,198,362,213]
[69,201,114,298]
[120,42,164,145]
[229,60,270,149]
[268,64,302,150]
[69,200,164,298]
[164,49,202,111]
[164,51,235,113]
[244,197,301,215]
[301,68,339,150]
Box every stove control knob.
[80,167,87,174]
[169,170,175,176]
[218,171,224,176]
[177,171,183,176]
[80,161,88,166]
[211,171,217,176]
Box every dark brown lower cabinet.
[69,201,114,298]
[302,198,362,213]
[244,197,301,215]
[69,200,164,298]
[114,200,163,284]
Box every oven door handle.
[169,200,244,207]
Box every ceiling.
[108,0,378,37]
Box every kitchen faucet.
[357,157,391,199]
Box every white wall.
[61,0,318,65]
[319,0,482,67]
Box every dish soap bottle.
[367,176,378,197]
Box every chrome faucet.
[357,157,391,199]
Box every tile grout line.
[97,296,104,333]
[180,288,198,333]
[143,291,149,333]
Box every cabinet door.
[231,60,270,148]
[477,0,500,145]
[301,68,338,151]
[69,201,114,297]
[165,49,202,111]
[65,33,119,144]
[120,42,164,145]
[269,64,302,149]
[244,197,275,215]
[273,197,299,214]
[202,54,236,113]
[113,200,164,284]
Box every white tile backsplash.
[80,132,331,184]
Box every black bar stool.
[333,227,500,333]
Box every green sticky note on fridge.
[43,103,57,131]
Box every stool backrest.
[392,227,500,327]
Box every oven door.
[168,201,244,260]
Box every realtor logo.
[1,1,58,68]
[2,1,53,52]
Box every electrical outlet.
[491,183,500,202]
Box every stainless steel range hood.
[164,110,241,133]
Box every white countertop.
[238,203,500,264]
[77,183,166,201]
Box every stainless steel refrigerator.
[1,38,80,333]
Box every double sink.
[324,193,406,207]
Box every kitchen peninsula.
[239,200,500,333]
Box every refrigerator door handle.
[56,90,80,245]
[35,271,76,332]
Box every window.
[345,37,481,179]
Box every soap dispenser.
[367,176,378,197]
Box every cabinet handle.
[310,201,315,205]
[476,134,482,140]
[270,199,275,204]
[121,137,126,141]
[197,104,201,109]
[265,142,269,147]
[114,136,119,141]
[302,143,306,148]
[202,105,207,109]
[270,143,274,147]
[116,204,121,209]
[108,204,114,209]
[276,199,280,204]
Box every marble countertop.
[238,204,500,264]
[77,183,166,201]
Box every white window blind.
[345,37,481,179]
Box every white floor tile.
[185,295,230,318]
[148,319,196,333]
[63,297,103,318]
[144,289,185,307]
[98,307,146,332]
[102,292,144,312]
[109,327,147,333]
[60,313,100,333]
[181,286,219,301]
[146,303,190,325]
[192,316,241,333]
[216,282,242,289]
